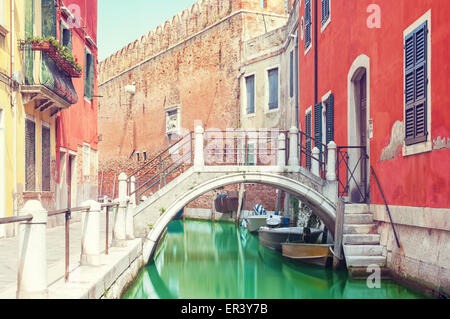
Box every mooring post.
[17,200,48,299]
[113,172,128,247]
[333,197,345,269]
[80,200,101,266]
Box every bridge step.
[344,204,371,214]
[344,213,373,224]
[343,234,380,245]
[343,224,377,234]
[343,245,384,256]
[345,256,386,268]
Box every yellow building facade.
[0,0,58,238]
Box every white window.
[83,144,90,177]
[165,105,181,139]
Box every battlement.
[98,0,291,84]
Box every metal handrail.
[336,146,369,202]
[298,131,328,177]
[370,166,401,248]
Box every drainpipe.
[314,0,318,104]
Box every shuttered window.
[84,50,94,100]
[61,21,72,51]
[41,125,51,192]
[268,68,279,110]
[305,112,312,170]
[245,75,255,114]
[305,0,312,49]
[321,0,330,25]
[314,102,322,152]
[405,21,428,146]
[25,119,36,191]
[325,93,334,144]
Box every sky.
[98,0,198,61]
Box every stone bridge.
[112,126,340,263]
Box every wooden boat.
[246,215,269,233]
[258,227,322,251]
[281,243,333,267]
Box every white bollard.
[326,141,337,182]
[194,125,205,169]
[80,200,101,266]
[17,200,48,299]
[113,173,128,247]
[126,176,136,240]
[288,126,299,167]
[277,133,286,168]
[311,147,320,177]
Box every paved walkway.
[0,212,114,299]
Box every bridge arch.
[141,170,337,262]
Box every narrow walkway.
[0,213,113,299]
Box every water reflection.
[124,220,429,299]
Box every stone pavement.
[0,211,118,299]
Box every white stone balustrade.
[81,200,101,266]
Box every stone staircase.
[342,204,388,276]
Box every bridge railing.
[127,131,194,200]
[203,129,289,166]
[298,130,329,179]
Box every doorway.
[348,59,370,203]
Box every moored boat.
[258,227,322,251]
[281,243,333,267]
[246,215,269,233]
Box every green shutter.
[305,0,312,48]
[405,21,428,145]
[84,50,89,98]
[305,112,312,170]
[89,54,95,100]
[326,93,334,144]
[314,102,322,151]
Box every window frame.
[265,66,280,113]
[41,121,51,192]
[304,0,312,55]
[83,143,91,178]
[25,115,37,192]
[245,74,256,115]
[0,0,8,36]
[84,46,94,102]
[402,10,432,157]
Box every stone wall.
[97,0,291,201]
[372,204,450,297]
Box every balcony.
[20,44,79,116]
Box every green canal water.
[123,219,430,299]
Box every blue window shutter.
[268,68,278,110]
[246,75,255,114]
[405,21,428,145]
[314,102,322,151]
[305,0,312,49]
[305,112,312,169]
[321,0,330,25]
[326,93,334,144]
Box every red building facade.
[298,0,449,295]
[55,0,99,209]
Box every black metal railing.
[336,146,369,203]
[298,131,328,179]
[371,166,401,248]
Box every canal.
[123,219,430,299]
